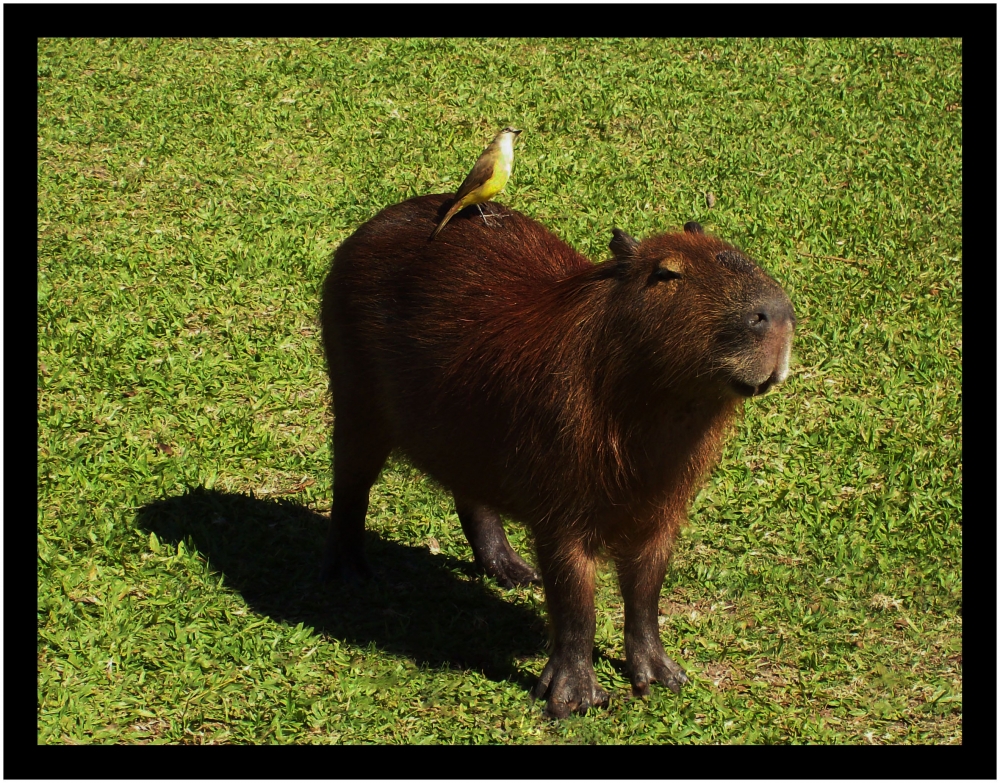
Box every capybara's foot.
[481,551,541,588]
[320,552,373,585]
[457,500,541,588]
[628,648,688,696]
[534,657,610,718]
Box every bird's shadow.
[136,486,546,691]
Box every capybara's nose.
[744,293,795,336]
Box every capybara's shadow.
[136,486,545,689]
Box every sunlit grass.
[38,37,961,744]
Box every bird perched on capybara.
[320,194,795,718]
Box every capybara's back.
[323,195,612,524]
[321,193,794,717]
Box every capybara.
[320,194,795,717]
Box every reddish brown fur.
[321,193,794,717]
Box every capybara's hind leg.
[321,423,390,584]
[455,497,540,588]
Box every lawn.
[37,37,962,744]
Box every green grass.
[38,37,962,744]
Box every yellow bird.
[430,126,522,240]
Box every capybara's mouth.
[731,379,761,397]
[731,372,780,398]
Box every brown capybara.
[320,194,794,718]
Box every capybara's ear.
[609,228,640,261]
[683,221,704,235]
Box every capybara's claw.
[485,557,541,588]
[320,553,373,585]
[664,668,688,695]
[629,649,688,697]
[535,658,610,718]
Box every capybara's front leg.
[455,497,541,588]
[615,540,688,696]
[533,538,609,718]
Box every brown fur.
[321,194,795,717]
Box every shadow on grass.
[136,486,546,691]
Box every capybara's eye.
[654,267,682,282]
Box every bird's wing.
[452,149,498,203]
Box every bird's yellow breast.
[466,135,515,204]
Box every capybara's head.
[607,222,795,399]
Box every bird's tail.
[430,201,461,241]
